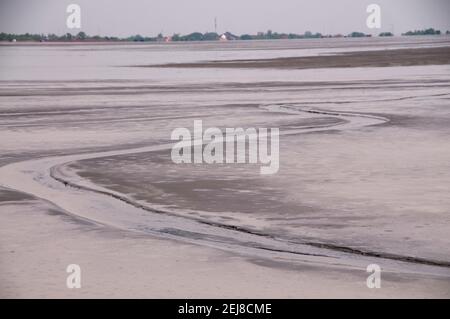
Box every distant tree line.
[0,30,354,42]
[347,32,369,38]
[1,28,448,42]
[0,31,120,42]
[402,28,441,36]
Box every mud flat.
[145,46,450,70]
[3,191,450,298]
[1,37,450,297]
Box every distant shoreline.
[1,34,449,46]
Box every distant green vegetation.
[0,32,45,41]
[1,28,447,43]
[402,28,441,36]
[125,34,158,42]
[248,30,322,40]
[0,31,120,42]
[0,30,324,42]
[172,32,218,41]
[348,32,370,38]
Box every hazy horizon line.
[2,26,448,39]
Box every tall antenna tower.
[214,17,217,34]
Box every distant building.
[219,32,239,41]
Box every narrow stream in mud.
[1,105,449,277]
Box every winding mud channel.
[2,104,449,277]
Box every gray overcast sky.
[1,0,449,36]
